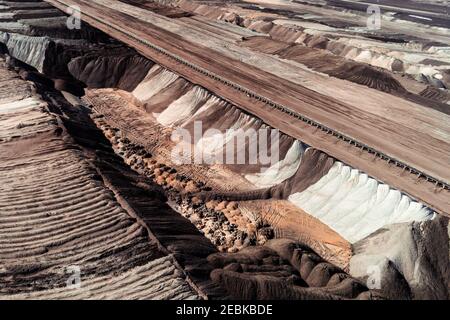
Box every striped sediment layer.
[0,1,108,39]
[0,59,388,300]
[0,59,223,299]
[168,0,450,91]
[1,1,447,299]
[239,36,449,114]
[88,62,443,302]
[121,63,446,299]
[240,36,407,94]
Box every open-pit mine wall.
[163,0,450,91]
[83,42,448,299]
[88,70,448,298]
[0,0,448,299]
[124,64,435,242]
[0,51,392,301]
[0,61,203,300]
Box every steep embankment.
[93,60,444,294]
[288,162,434,243]
[81,49,446,299]
[0,60,202,299]
[0,53,383,301]
[1,0,448,300]
[350,216,449,300]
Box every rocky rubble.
[209,239,385,300]
[92,116,275,253]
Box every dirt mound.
[329,63,406,94]
[242,37,407,94]
[419,86,450,103]
[208,239,383,299]
[350,216,449,300]
[197,148,333,202]
[68,52,154,91]
[289,162,434,243]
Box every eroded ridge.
[0,0,448,300]
[0,60,202,299]
[42,0,450,216]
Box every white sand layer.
[245,140,305,187]
[157,86,211,126]
[133,65,179,102]
[289,162,435,243]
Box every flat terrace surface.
[45,0,450,215]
